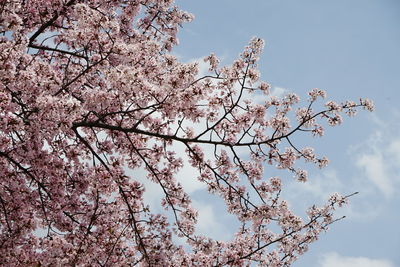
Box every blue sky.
[146,0,400,266]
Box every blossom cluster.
[0,1,373,266]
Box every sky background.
[143,1,399,266]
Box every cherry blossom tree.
[0,1,374,266]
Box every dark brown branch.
[28,43,87,59]
[28,0,76,45]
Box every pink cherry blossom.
[0,1,374,266]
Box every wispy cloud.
[193,57,211,78]
[352,116,400,199]
[356,149,394,198]
[284,166,384,220]
[174,142,206,194]
[287,169,343,200]
[319,252,395,267]
[270,86,287,98]
[192,199,234,240]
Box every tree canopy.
[0,1,373,266]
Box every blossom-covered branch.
[0,0,373,266]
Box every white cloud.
[387,139,400,165]
[319,252,395,267]
[270,86,287,98]
[195,57,211,78]
[353,129,400,199]
[192,199,233,240]
[174,142,206,194]
[283,168,383,220]
[356,152,393,198]
[129,167,164,212]
[288,169,343,200]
